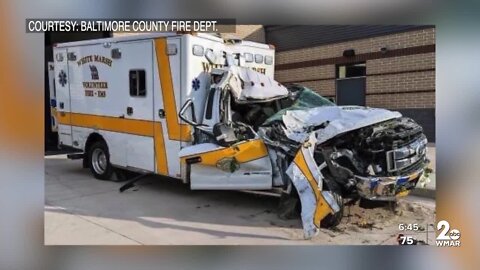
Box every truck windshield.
[263,86,335,124]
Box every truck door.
[178,88,273,190]
[54,48,72,147]
[121,41,155,172]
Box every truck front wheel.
[320,191,344,228]
[88,140,114,180]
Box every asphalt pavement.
[45,155,436,245]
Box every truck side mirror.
[179,99,198,126]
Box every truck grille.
[386,135,427,173]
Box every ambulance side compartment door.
[54,48,72,147]
[182,140,273,190]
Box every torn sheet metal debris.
[286,134,340,239]
[223,66,289,102]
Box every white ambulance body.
[53,33,276,188]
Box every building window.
[129,70,146,97]
[336,63,366,79]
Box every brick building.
[235,25,435,142]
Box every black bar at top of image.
[26,18,237,33]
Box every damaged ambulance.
[179,63,429,239]
[53,33,428,239]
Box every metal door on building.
[336,63,366,106]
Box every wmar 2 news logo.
[436,220,461,247]
[397,220,461,246]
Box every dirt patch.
[310,197,436,245]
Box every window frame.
[336,62,366,79]
[129,69,147,97]
[205,88,216,120]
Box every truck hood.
[280,106,402,143]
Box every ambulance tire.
[88,140,114,180]
[320,191,344,228]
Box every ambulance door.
[153,37,184,178]
[47,62,58,133]
[179,89,273,190]
[122,41,155,172]
[54,48,72,146]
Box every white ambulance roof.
[54,32,224,48]
[233,40,271,50]
[54,32,272,50]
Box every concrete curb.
[410,172,436,199]
[410,187,435,199]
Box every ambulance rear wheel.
[88,140,114,180]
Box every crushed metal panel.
[286,134,340,239]
[226,66,289,102]
[282,106,402,143]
